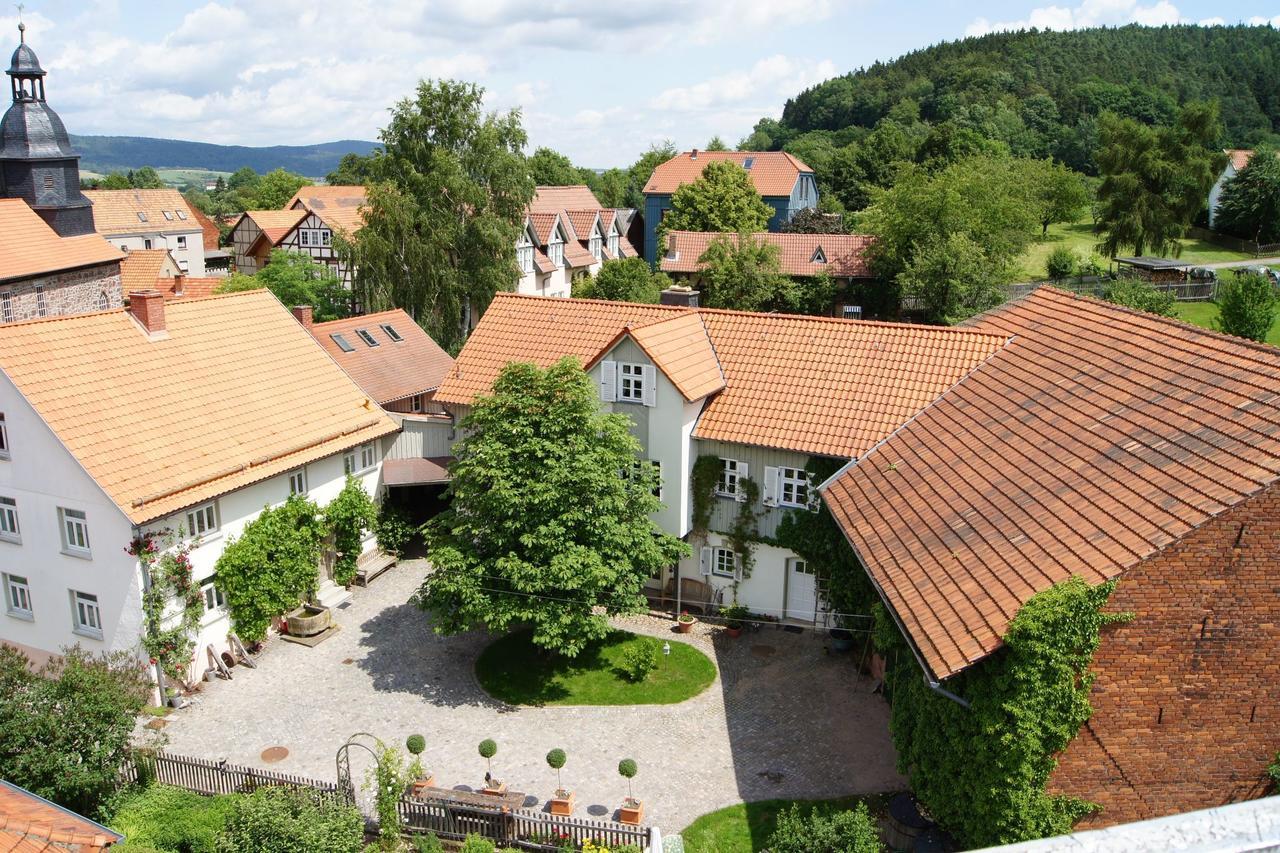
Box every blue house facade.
[641,151,818,266]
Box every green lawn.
[1171,301,1280,346]
[474,629,716,706]
[1018,219,1255,280]
[680,794,894,853]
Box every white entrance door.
[784,558,817,621]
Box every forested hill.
[752,25,1280,174]
[69,135,380,177]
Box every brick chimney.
[691,148,699,160]
[292,305,314,329]
[660,285,699,308]
[172,273,185,297]
[130,290,166,335]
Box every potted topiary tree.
[546,748,573,815]
[479,738,505,794]
[617,758,642,825]
[406,733,435,796]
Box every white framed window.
[343,450,356,475]
[712,547,738,578]
[790,557,813,575]
[321,229,332,247]
[1,291,12,323]
[58,507,90,556]
[716,458,745,498]
[177,259,189,273]
[176,235,187,249]
[186,501,218,538]
[143,238,153,250]
[70,589,101,637]
[98,291,110,311]
[548,239,564,267]
[360,442,376,471]
[288,468,307,495]
[300,230,311,246]
[619,363,645,402]
[0,412,9,459]
[4,573,31,619]
[517,243,534,273]
[589,235,602,260]
[779,467,810,508]
[201,580,226,615]
[608,234,619,256]
[411,394,423,413]
[35,285,46,317]
[0,496,19,542]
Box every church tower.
[0,23,94,237]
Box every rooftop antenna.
[16,4,25,42]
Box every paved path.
[1202,256,1280,268]
[158,561,903,832]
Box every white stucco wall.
[675,534,819,621]
[0,372,141,668]
[110,230,207,277]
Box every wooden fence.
[399,797,653,851]
[1186,225,1280,257]
[123,750,340,797]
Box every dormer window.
[548,237,564,267]
[589,234,602,261]
[608,233,619,257]
[810,246,827,264]
[517,234,534,273]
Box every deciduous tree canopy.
[572,257,669,303]
[1215,149,1280,244]
[216,250,351,321]
[660,160,774,247]
[415,358,688,656]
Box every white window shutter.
[642,365,657,407]
[762,466,779,507]
[735,462,750,502]
[600,360,617,402]
[699,546,712,576]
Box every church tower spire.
[1,24,95,237]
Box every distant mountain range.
[69,135,380,178]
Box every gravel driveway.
[158,560,903,833]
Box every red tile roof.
[119,249,178,297]
[822,287,1280,680]
[1225,148,1253,171]
[0,781,122,850]
[436,294,1006,457]
[309,309,454,405]
[239,209,308,246]
[82,189,201,236]
[189,205,222,252]
[0,199,123,283]
[643,151,812,197]
[588,312,725,402]
[528,213,560,246]
[661,231,874,278]
[530,185,602,213]
[288,185,367,235]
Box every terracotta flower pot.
[410,776,436,798]
[618,799,644,825]
[725,625,742,638]
[676,618,695,633]
[548,790,575,815]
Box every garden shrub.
[107,784,236,853]
[1216,272,1278,341]
[410,834,445,852]
[1268,751,1280,790]
[218,786,363,853]
[875,577,1129,847]
[374,500,415,557]
[326,475,377,586]
[458,835,495,853]
[215,495,325,643]
[767,801,883,853]
[1101,278,1176,317]
[618,639,659,683]
[1045,246,1078,281]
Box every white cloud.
[1248,14,1280,25]
[649,55,838,112]
[965,0,1199,36]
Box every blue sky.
[5,1,1279,168]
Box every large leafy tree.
[781,207,849,234]
[1017,158,1090,235]
[1215,149,1280,243]
[249,168,312,209]
[416,358,688,656]
[325,152,377,186]
[623,141,677,209]
[573,257,669,303]
[217,249,351,321]
[859,155,1036,322]
[660,160,773,251]
[695,234,836,315]
[528,147,591,186]
[346,80,533,351]
[0,645,149,816]
[1094,102,1225,258]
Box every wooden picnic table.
[410,785,527,811]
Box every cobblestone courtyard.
[159,561,904,832]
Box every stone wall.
[1049,481,1280,827]
[1,261,123,322]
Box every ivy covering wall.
[873,577,1130,847]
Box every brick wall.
[1049,482,1280,827]
[0,262,123,322]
